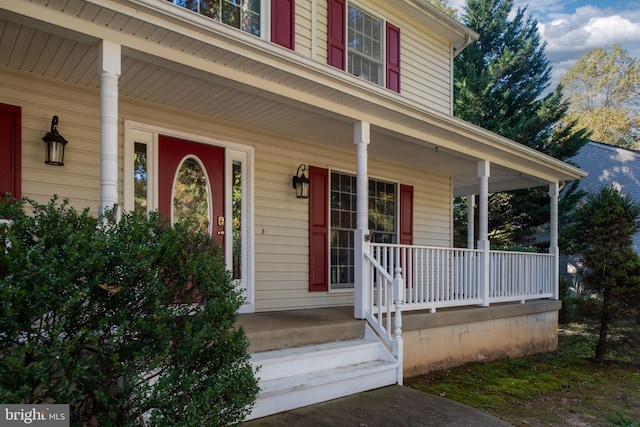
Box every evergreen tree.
[569,185,640,363]
[453,0,589,249]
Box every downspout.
[549,182,560,299]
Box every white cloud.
[448,1,640,91]
[537,6,640,89]
[541,8,640,56]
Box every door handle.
[217,231,224,235]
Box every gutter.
[453,34,472,58]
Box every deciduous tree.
[426,0,457,18]
[561,45,640,148]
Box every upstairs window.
[328,1,401,92]
[169,0,261,37]
[347,6,382,86]
[169,1,295,50]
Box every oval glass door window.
[172,157,211,234]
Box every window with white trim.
[330,171,397,289]
[347,5,383,85]
[169,0,262,37]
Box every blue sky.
[449,0,640,90]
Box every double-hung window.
[308,166,412,292]
[347,6,383,86]
[328,1,401,92]
[330,171,397,289]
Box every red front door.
[158,135,225,247]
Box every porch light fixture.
[292,164,310,199]
[42,116,69,166]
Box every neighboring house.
[0,0,585,420]
[571,141,640,253]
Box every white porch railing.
[367,243,555,314]
[489,249,554,302]
[359,241,555,385]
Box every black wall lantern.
[292,164,310,199]
[42,116,69,166]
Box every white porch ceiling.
[0,0,585,197]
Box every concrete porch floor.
[236,306,365,353]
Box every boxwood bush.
[0,196,258,426]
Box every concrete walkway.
[242,385,512,427]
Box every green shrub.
[0,196,258,426]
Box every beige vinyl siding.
[366,158,452,248]
[311,0,453,114]
[374,1,454,113]
[2,69,453,312]
[314,0,329,64]
[399,25,452,114]
[0,69,102,212]
[294,0,313,58]
[253,139,355,311]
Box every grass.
[405,323,640,426]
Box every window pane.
[347,5,383,85]
[330,171,357,288]
[169,0,260,37]
[173,157,210,234]
[134,142,148,214]
[369,179,396,242]
[232,160,242,280]
[330,172,397,288]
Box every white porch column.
[467,194,475,249]
[98,40,121,216]
[549,182,560,299]
[354,121,370,319]
[478,160,490,307]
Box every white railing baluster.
[365,244,554,315]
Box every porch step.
[246,336,398,421]
[238,307,364,353]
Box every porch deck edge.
[402,299,561,331]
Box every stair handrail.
[362,250,404,384]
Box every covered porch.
[238,298,561,420]
[0,1,586,419]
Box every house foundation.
[402,300,561,377]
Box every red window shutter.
[327,0,346,70]
[271,0,295,49]
[386,23,401,93]
[400,184,413,245]
[0,104,21,199]
[309,166,329,292]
